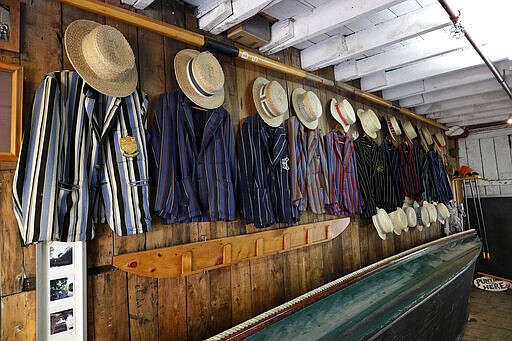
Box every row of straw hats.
[63,19,447,151]
[372,201,450,240]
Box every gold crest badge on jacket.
[120,136,139,157]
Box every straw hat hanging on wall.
[64,19,138,97]
[388,207,407,235]
[402,121,418,141]
[174,49,225,109]
[357,109,381,139]
[330,98,355,132]
[372,208,394,240]
[386,116,402,141]
[292,88,322,129]
[252,77,288,127]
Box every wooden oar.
[58,0,447,131]
[113,217,350,278]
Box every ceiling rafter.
[400,75,512,108]
[334,32,467,82]
[259,0,403,54]
[300,4,450,71]
[415,90,509,115]
[438,111,512,124]
[382,59,511,101]
[442,115,510,127]
[427,103,512,120]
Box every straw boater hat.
[388,208,407,235]
[372,208,394,240]
[414,201,429,231]
[64,20,138,97]
[386,116,402,141]
[433,131,447,149]
[292,88,322,130]
[424,202,438,224]
[436,202,450,224]
[404,206,417,229]
[402,121,417,141]
[252,77,288,127]
[421,127,434,145]
[175,49,225,109]
[357,109,381,139]
[330,98,355,132]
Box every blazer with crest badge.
[13,71,151,244]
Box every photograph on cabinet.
[50,308,74,336]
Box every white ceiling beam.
[427,100,512,120]
[438,111,512,124]
[400,75,512,107]
[132,0,156,9]
[382,59,512,101]
[301,4,450,71]
[415,91,510,115]
[334,30,467,81]
[207,0,283,34]
[197,0,233,32]
[444,115,510,127]
[363,44,511,92]
[427,103,512,120]
[362,48,482,91]
[259,0,403,54]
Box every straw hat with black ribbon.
[386,115,402,141]
[175,49,225,109]
[357,109,381,139]
[252,77,288,127]
[372,208,394,240]
[402,121,417,141]
[292,88,322,130]
[64,19,138,97]
[330,98,355,132]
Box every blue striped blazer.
[238,115,298,228]
[13,71,151,244]
[149,90,236,223]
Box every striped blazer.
[288,117,308,213]
[325,131,362,216]
[13,71,151,244]
[306,128,330,214]
[149,90,236,223]
[381,140,403,207]
[238,115,298,228]
[428,150,453,204]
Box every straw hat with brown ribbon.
[175,49,225,109]
[330,98,355,132]
[433,131,447,149]
[252,77,288,127]
[357,109,381,139]
[64,19,138,97]
[292,88,322,130]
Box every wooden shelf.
[113,217,350,278]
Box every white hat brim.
[292,88,318,130]
[252,77,284,127]
[372,214,387,240]
[174,49,225,109]
[357,109,378,139]
[64,20,138,97]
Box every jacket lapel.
[101,95,122,139]
[199,109,225,158]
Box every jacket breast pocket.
[57,181,87,231]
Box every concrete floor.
[462,285,512,340]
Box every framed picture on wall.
[37,242,86,341]
[0,0,20,52]
[0,61,22,161]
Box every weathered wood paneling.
[458,130,512,198]
[0,1,448,340]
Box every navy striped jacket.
[238,115,298,228]
[13,71,151,244]
[149,90,236,223]
[428,150,453,204]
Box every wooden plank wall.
[458,128,512,198]
[0,0,444,339]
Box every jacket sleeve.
[148,93,178,223]
[319,132,331,206]
[12,75,60,244]
[237,119,254,224]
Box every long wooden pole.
[59,0,447,130]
